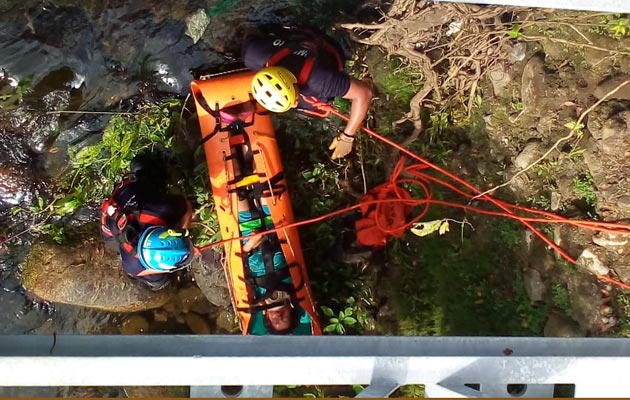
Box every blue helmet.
[137,226,193,271]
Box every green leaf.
[321,306,334,317]
[329,318,339,324]
[323,324,337,333]
[344,307,353,316]
[508,24,521,39]
[343,316,357,326]
[336,324,345,335]
[563,121,584,131]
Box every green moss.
[388,219,547,336]
[551,284,572,315]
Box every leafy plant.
[321,304,357,334]
[572,173,597,207]
[302,162,340,191]
[188,161,219,246]
[4,99,206,245]
[303,386,326,398]
[0,75,33,109]
[564,120,585,140]
[65,99,182,204]
[426,111,450,144]
[507,24,522,39]
[608,17,630,39]
[551,284,572,315]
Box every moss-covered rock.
[22,224,174,312]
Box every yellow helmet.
[251,66,298,113]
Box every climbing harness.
[264,26,345,86]
[100,177,167,257]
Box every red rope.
[197,100,630,291]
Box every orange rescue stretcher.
[190,71,321,335]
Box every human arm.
[329,77,372,159]
[341,77,373,136]
[178,199,193,229]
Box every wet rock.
[25,91,69,154]
[576,249,610,276]
[567,271,604,332]
[22,224,174,312]
[0,164,34,207]
[120,315,149,334]
[191,249,231,309]
[184,312,211,334]
[593,75,630,101]
[153,309,169,322]
[521,54,547,115]
[124,386,189,398]
[215,309,239,333]
[523,268,546,304]
[544,312,586,337]
[177,284,211,314]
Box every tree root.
[341,0,518,134]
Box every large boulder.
[190,248,232,309]
[22,224,174,312]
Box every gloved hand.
[328,132,355,159]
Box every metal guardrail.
[436,0,630,13]
[2,335,630,397]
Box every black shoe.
[143,277,171,291]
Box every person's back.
[242,25,350,106]
[241,24,373,160]
[100,153,193,290]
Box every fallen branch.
[522,34,630,57]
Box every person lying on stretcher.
[237,196,299,334]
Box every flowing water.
[0,0,243,336]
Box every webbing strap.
[235,174,260,188]
[265,47,293,68]
[264,34,344,86]
[297,58,314,86]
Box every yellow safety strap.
[235,174,260,188]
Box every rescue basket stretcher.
[190,71,321,335]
